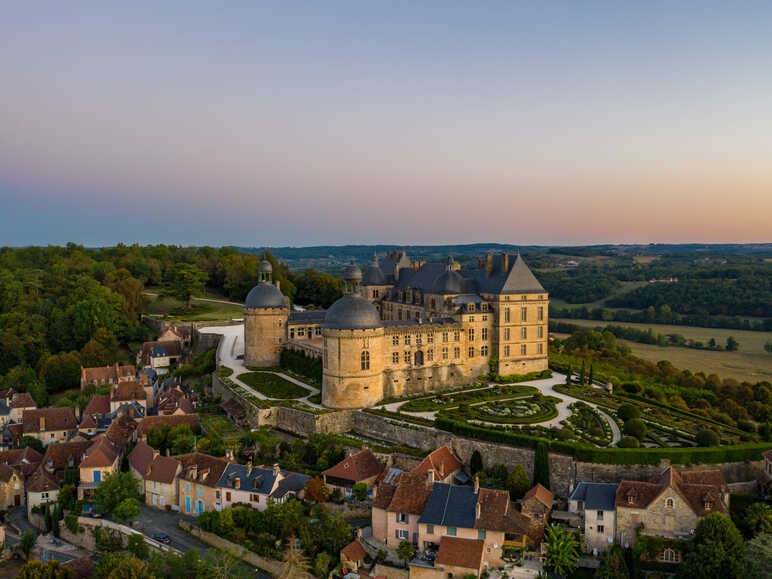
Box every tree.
[351,482,367,501]
[506,464,531,500]
[113,498,140,521]
[617,404,641,421]
[579,360,586,385]
[543,524,580,577]
[168,424,195,454]
[21,436,45,455]
[695,429,720,447]
[18,530,37,560]
[397,540,415,568]
[128,533,149,560]
[40,351,81,393]
[623,418,647,440]
[470,450,483,475]
[726,336,739,351]
[617,436,640,448]
[105,268,145,321]
[744,502,772,535]
[597,545,629,579]
[588,364,594,385]
[302,477,330,503]
[94,472,140,515]
[278,547,313,579]
[163,263,208,309]
[534,442,550,489]
[745,533,772,579]
[101,554,153,579]
[765,342,772,354]
[313,552,333,579]
[17,560,76,579]
[680,513,745,579]
[79,327,119,367]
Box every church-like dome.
[244,282,285,309]
[258,260,273,274]
[343,263,363,282]
[432,270,463,294]
[322,294,383,330]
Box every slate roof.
[419,483,477,528]
[217,463,277,494]
[140,341,183,365]
[22,407,77,433]
[288,310,327,323]
[412,446,463,481]
[128,440,155,475]
[273,472,311,498]
[244,282,286,309]
[435,536,484,570]
[322,448,384,483]
[322,294,383,330]
[569,482,619,511]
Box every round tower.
[321,262,385,408]
[243,260,289,367]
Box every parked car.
[152,533,172,545]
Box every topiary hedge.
[434,415,771,465]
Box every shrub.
[696,429,721,447]
[618,436,640,448]
[623,418,647,440]
[64,513,79,535]
[621,382,641,394]
[351,482,368,501]
[617,404,641,422]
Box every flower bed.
[441,395,559,425]
[399,384,537,412]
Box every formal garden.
[441,394,560,425]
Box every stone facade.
[243,304,288,367]
[616,487,698,547]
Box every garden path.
[198,324,322,408]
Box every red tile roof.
[220,398,247,420]
[0,447,43,476]
[129,441,156,475]
[474,488,534,536]
[523,483,553,509]
[80,395,111,429]
[81,364,135,386]
[111,381,146,403]
[322,448,384,483]
[0,464,19,483]
[174,452,231,487]
[146,455,181,484]
[385,470,432,514]
[412,446,463,481]
[78,436,119,468]
[105,414,137,450]
[42,440,92,472]
[436,537,484,570]
[136,414,200,438]
[22,407,77,434]
[11,392,37,409]
[341,539,367,563]
[26,466,59,493]
[372,470,403,510]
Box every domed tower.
[243,260,289,367]
[321,262,385,408]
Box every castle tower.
[321,262,385,408]
[243,259,289,367]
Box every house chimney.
[39,416,46,431]
[273,463,281,477]
[234,477,240,489]
[426,469,434,488]
[153,449,160,459]
[474,476,480,493]
[476,500,481,520]
[166,448,170,457]
[501,253,509,274]
[275,280,280,291]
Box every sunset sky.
[1,2,770,247]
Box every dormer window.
[704,501,712,511]
[665,498,674,508]
[627,494,635,505]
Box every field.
[239,372,311,398]
[549,280,648,308]
[144,293,244,321]
[554,318,772,382]
[201,413,244,442]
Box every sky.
[1,1,771,247]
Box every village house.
[521,483,554,522]
[138,340,183,375]
[175,452,232,515]
[0,446,43,478]
[22,407,78,446]
[128,440,156,482]
[372,469,432,549]
[80,363,135,389]
[412,446,465,485]
[410,536,486,579]
[144,454,182,509]
[26,466,59,515]
[568,482,619,553]
[0,464,24,508]
[340,539,369,575]
[615,466,729,561]
[79,395,111,435]
[220,398,248,427]
[322,447,385,496]
[10,392,37,423]
[217,463,282,510]
[109,381,147,413]
[157,325,191,345]
[157,387,196,415]
[78,435,122,511]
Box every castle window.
[627,494,635,504]
[427,333,434,344]
[481,303,488,311]
[454,330,460,341]
[404,351,410,364]
[504,345,510,357]
[538,343,544,354]
[661,549,680,563]
[468,329,475,341]
[392,352,399,364]
[538,326,544,338]
[442,347,448,360]
[398,310,403,320]
[469,316,474,322]
[298,328,305,337]
[521,327,527,339]
[416,335,422,346]
[405,335,411,346]
[414,351,424,366]
[665,498,674,508]
[505,308,511,323]
[482,328,488,340]
[504,328,510,341]
[361,350,370,370]
[468,303,475,312]
[442,332,449,343]
[427,349,434,361]
[482,315,487,321]
[521,344,527,356]
[538,306,544,321]
[468,347,474,357]
[453,347,460,359]
[290,329,295,339]
[481,345,488,356]
[521,307,527,321]
[393,336,399,346]
[522,295,527,300]
[374,289,379,298]
[315,327,322,336]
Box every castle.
[243,252,549,409]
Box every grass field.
[555,318,772,382]
[145,294,243,321]
[201,413,244,441]
[550,281,648,308]
[239,372,311,398]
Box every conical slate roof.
[499,255,545,294]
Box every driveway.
[132,504,210,555]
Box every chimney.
[165,448,170,457]
[234,477,240,489]
[501,253,509,274]
[153,449,160,459]
[275,280,280,291]
[474,476,480,493]
[476,500,481,520]
[273,463,281,477]
[191,464,198,479]
[39,416,46,431]
[426,469,434,488]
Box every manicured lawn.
[400,384,538,412]
[145,294,244,322]
[239,372,311,399]
[201,413,243,440]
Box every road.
[199,323,322,407]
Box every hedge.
[434,416,771,465]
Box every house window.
[665,498,674,508]
[482,315,487,321]
[427,349,434,362]
[453,347,460,359]
[597,511,604,521]
[627,494,635,504]
[446,526,457,536]
[198,486,203,498]
[661,549,680,563]
[396,529,409,540]
[442,347,448,360]
[505,308,510,323]
[504,345,510,357]
[393,335,399,346]
[504,328,510,341]
[426,524,434,535]
[468,347,474,357]
[404,351,410,364]
[397,513,408,524]
[186,483,190,492]
[290,328,295,339]
[521,344,527,355]
[251,494,260,503]
[481,345,488,356]
[477,529,486,540]
[298,328,305,337]
[704,501,712,511]
[521,327,527,339]
[468,329,475,341]
[361,350,370,370]
[597,525,605,534]
[42,492,49,499]
[215,491,220,499]
[315,327,322,336]
[538,343,544,354]
[538,326,544,338]
[392,352,399,364]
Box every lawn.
[201,413,243,441]
[239,372,311,399]
[554,318,772,382]
[400,384,538,412]
[145,294,244,321]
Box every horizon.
[2,2,771,246]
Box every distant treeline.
[551,304,772,332]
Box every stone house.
[568,482,619,553]
[128,440,156,482]
[615,466,729,558]
[216,463,282,511]
[0,464,24,508]
[22,407,78,446]
[372,469,432,549]
[340,539,369,575]
[78,435,121,511]
[80,363,135,389]
[109,381,147,413]
[138,341,183,375]
[410,536,485,579]
[521,483,554,522]
[411,446,465,484]
[144,454,182,509]
[10,392,37,423]
[78,395,111,435]
[26,466,59,515]
[175,452,232,515]
[322,447,385,496]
